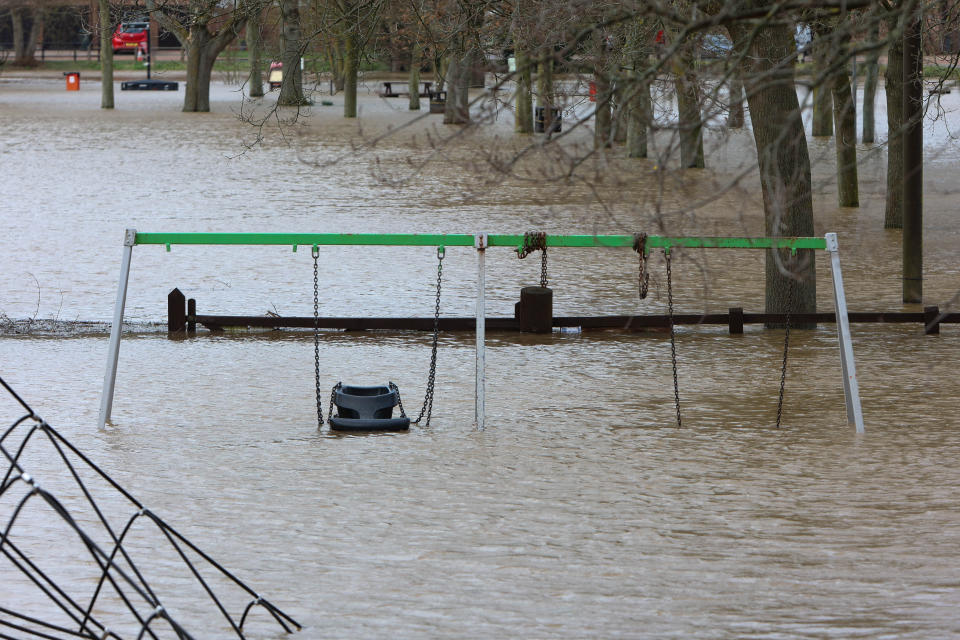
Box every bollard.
[515,286,553,333]
[728,307,744,334]
[187,298,197,334]
[64,72,80,91]
[168,288,186,333]
[923,305,941,335]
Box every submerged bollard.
[167,288,186,333]
[515,286,553,333]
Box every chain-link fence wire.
[0,375,300,639]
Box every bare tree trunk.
[98,0,113,109]
[727,72,745,128]
[673,50,704,168]
[811,26,834,137]
[408,41,421,110]
[13,6,43,66]
[861,19,880,143]
[902,5,923,302]
[536,57,554,134]
[729,20,816,321]
[444,49,471,125]
[613,79,628,144]
[515,47,533,133]
[343,31,358,118]
[278,0,305,106]
[247,12,264,98]
[183,43,220,112]
[627,73,651,157]
[885,18,904,229]
[594,70,612,148]
[12,7,26,62]
[831,63,859,206]
[625,21,651,157]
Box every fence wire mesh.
[0,375,300,639]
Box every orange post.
[64,72,80,91]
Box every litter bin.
[535,107,562,133]
[429,90,447,114]
[64,72,80,91]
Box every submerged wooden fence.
[167,289,956,336]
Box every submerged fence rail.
[168,290,955,336]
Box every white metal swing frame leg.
[475,233,487,431]
[825,233,864,433]
[99,228,137,428]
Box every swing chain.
[517,231,548,288]
[413,246,444,425]
[776,276,794,429]
[633,233,649,299]
[390,381,406,418]
[313,247,324,428]
[666,249,682,428]
[329,382,340,423]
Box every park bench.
[378,81,434,98]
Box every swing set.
[98,230,865,433]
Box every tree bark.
[727,72,745,128]
[594,70,613,149]
[515,47,533,133]
[885,17,904,229]
[408,41,421,110]
[12,6,43,66]
[182,43,219,112]
[444,51,471,125]
[728,20,816,321]
[613,79,628,144]
[536,57,554,134]
[830,62,859,206]
[98,0,113,109]
[247,12,264,98]
[902,6,923,303]
[278,0,305,106]
[861,20,880,143]
[627,72,651,157]
[673,49,704,168]
[811,26,834,137]
[343,31,358,118]
[625,20,652,157]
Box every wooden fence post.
[728,307,744,334]
[924,305,940,335]
[187,298,196,334]
[168,288,186,333]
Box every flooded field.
[1,74,959,638]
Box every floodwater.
[1,73,960,638]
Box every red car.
[112,22,149,54]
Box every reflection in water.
[1,78,959,638]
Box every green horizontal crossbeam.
[133,233,828,252]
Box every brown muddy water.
[1,74,960,638]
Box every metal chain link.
[517,231,548,288]
[666,249,682,428]
[633,232,649,299]
[329,381,340,424]
[414,246,444,425]
[312,247,324,428]
[390,381,406,418]
[776,277,794,429]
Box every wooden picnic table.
[378,81,434,98]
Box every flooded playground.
[1,75,960,637]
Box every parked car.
[112,22,149,54]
